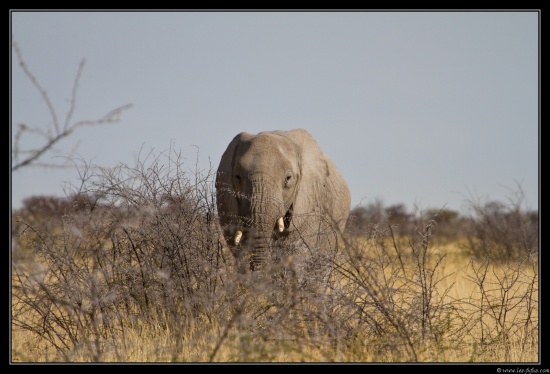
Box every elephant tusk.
[234,230,243,245]
[277,217,285,232]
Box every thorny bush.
[11,149,538,362]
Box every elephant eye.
[284,171,294,187]
[233,175,243,194]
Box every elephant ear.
[281,129,329,215]
[215,132,252,234]
[282,129,351,233]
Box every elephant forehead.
[239,135,297,170]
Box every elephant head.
[215,129,351,271]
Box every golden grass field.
[11,235,539,363]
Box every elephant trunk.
[237,176,285,270]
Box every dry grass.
[10,151,539,363]
[11,237,538,363]
[431,242,538,362]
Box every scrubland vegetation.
[11,149,539,363]
[11,42,539,363]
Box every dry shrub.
[330,216,467,361]
[11,151,539,362]
[12,146,228,361]
[462,184,538,262]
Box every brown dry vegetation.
[11,42,540,364]
[10,149,539,363]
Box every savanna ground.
[10,150,539,363]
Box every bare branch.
[11,41,132,172]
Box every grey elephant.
[215,128,351,272]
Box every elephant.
[215,128,351,272]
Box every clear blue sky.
[11,11,539,214]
